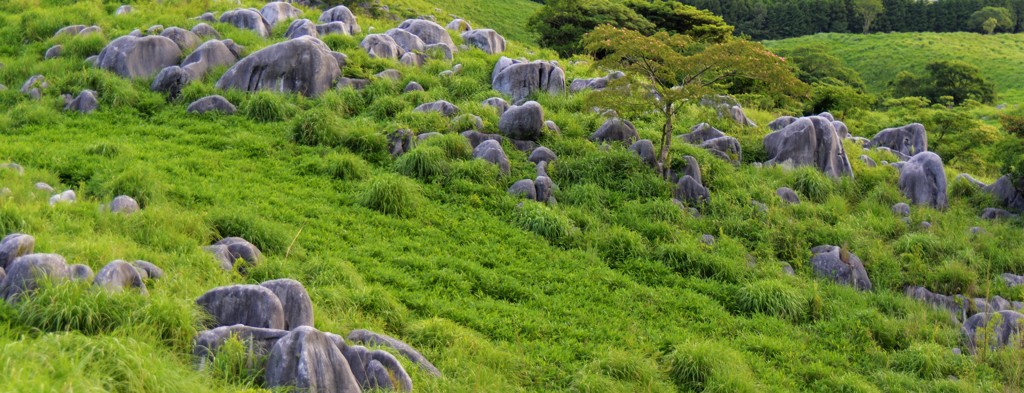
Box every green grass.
[765,32,1024,102]
[0,0,1022,392]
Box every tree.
[969,7,1014,34]
[529,0,655,57]
[852,0,884,33]
[582,25,806,178]
[889,61,995,105]
[623,0,733,42]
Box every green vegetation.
[0,0,1022,392]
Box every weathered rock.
[425,43,454,60]
[769,117,798,131]
[867,123,928,157]
[194,12,216,23]
[196,284,285,329]
[319,5,361,35]
[35,182,55,193]
[859,155,876,167]
[535,176,555,203]
[0,234,34,270]
[629,139,657,169]
[216,36,340,97]
[414,100,459,117]
[681,123,726,144]
[981,208,1016,220]
[569,71,624,93]
[403,81,424,93]
[956,173,987,189]
[462,131,503,148]
[109,195,140,213]
[1003,273,1024,287]
[491,57,565,102]
[776,187,800,204]
[462,29,505,54]
[147,25,165,34]
[69,264,94,282]
[446,18,471,32]
[388,129,415,157]
[336,77,369,90]
[206,237,263,271]
[64,90,98,114]
[21,75,48,99]
[266,326,361,393]
[190,23,220,38]
[260,278,314,330]
[1,163,23,175]
[49,190,77,206]
[763,116,853,178]
[150,66,191,98]
[984,176,1024,212]
[160,27,201,52]
[701,136,742,164]
[373,69,401,81]
[0,254,69,301]
[417,132,441,141]
[193,324,289,369]
[816,112,835,122]
[509,139,539,153]
[180,40,241,79]
[509,179,536,200]
[96,35,182,79]
[889,202,910,217]
[386,28,426,53]
[339,343,414,391]
[528,147,557,165]
[360,34,403,59]
[544,120,560,135]
[590,118,638,144]
[284,19,318,39]
[55,25,86,37]
[832,121,849,138]
[220,9,272,38]
[348,329,441,377]
[316,21,350,36]
[44,45,62,59]
[472,140,510,174]
[187,95,237,114]
[498,101,544,141]
[674,176,709,207]
[483,97,510,115]
[810,245,872,291]
[963,310,1023,351]
[397,19,455,53]
[453,114,484,131]
[93,260,147,294]
[132,260,163,280]
[897,152,948,209]
[261,2,303,27]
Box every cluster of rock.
[194,279,436,391]
[360,18,460,65]
[679,123,742,165]
[672,157,709,209]
[569,71,624,93]
[701,95,755,127]
[509,147,558,204]
[809,245,873,291]
[492,57,565,103]
[0,233,161,301]
[905,286,1024,352]
[204,237,263,272]
[763,114,853,178]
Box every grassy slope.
[0,0,1022,392]
[765,32,1024,102]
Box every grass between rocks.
[0,0,1022,392]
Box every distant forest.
[676,0,1024,39]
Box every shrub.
[336,119,388,162]
[511,201,580,246]
[62,34,107,58]
[359,174,421,217]
[419,133,472,160]
[241,91,293,122]
[791,168,834,203]
[367,96,408,120]
[664,340,756,393]
[308,151,370,181]
[291,108,340,146]
[734,279,807,321]
[928,261,977,295]
[395,146,448,181]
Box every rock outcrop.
[216,37,340,97]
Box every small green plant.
[359,174,421,217]
[319,152,370,181]
[207,335,267,387]
[511,201,580,246]
[591,225,649,266]
[395,146,449,181]
[664,340,757,393]
[241,91,293,122]
[419,133,472,160]
[291,108,340,147]
[734,279,808,321]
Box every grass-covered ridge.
[765,32,1024,101]
[0,0,1023,392]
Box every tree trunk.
[657,103,674,180]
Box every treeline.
[675,0,1024,39]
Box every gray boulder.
[809,245,872,291]
[816,112,835,122]
[681,123,726,144]
[284,19,318,39]
[499,101,545,141]
[963,311,1023,351]
[336,77,370,90]
[462,29,506,54]
[180,39,244,79]
[446,18,471,32]
[190,23,220,38]
[403,81,424,92]
[491,57,565,102]
[151,66,191,98]
[93,260,147,294]
[701,136,742,164]
[509,179,536,200]
[132,260,163,280]
[568,71,624,93]
[206,237,263,271]
[386,28,426,53]
[319,5,360,35]
[590,118,638,144]
[49,190,77,206]
[1002,273,1024,287]
[483,97,510,115]
[397,19,455,53]
[528,147,557,165]
[0,254,69,301]
[776,187,800,204]
[472,140,511,174]
[55,25,86,37]
[348,329,441,377]
[109,195,140,213]
[193,324,289,369]
[196,284,286,329]
[316,22,350,36]
[266,326,361,393]
[897,152,948,209]
[374,69,401,80]
[147,25,164,34]
[44,45,62,59]
[69,264,94,282]
[425,43,454,60]
[219,9,272,38]
[535,176,555,203]
[833,121,850,138]
[981,208,1016,220]
[859,155,876,167]
[867,123,928,156]
[545,120,560,134]
[629,139,657,169]
[955,173,987,189]
[462,131,503,148]
[216,36,340,97]
[187,95,237,114]
[984,176,1024,212]
[674,176,709,207]
[160,27,201,51]
[0,234,35,270]
[904,286,967,316]
[388,129,415,157]
[64,90,98,114]
[679,155,701,185]
[417,132,441,141]
[339,342,414,391]
[35,182,55,193]
[96,35,182,79]
[260,278,314,330]
[414,100,459,117]
[20,74,47,99]
[763,116,853,178]
[360,34,403,59]
[261,2,303,27]
[453,114,484,131]
[892,202,910,217]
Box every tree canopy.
[889,61,995,105]
[969,6,1015,34]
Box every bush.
[734,279,807,321]
[207,335,266,388]
[664,340,756,393]
[511,201,580,247]
[241,91,293,122]
[336,119,388,162]
[394,146,448,181]
[359,174,421,217]
[291,108,340,146]
[927,261,977,295]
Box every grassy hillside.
[765,32,1024,102]
[0,0,1022,392]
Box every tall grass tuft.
[511,201,580,247]
[291,108,340,147]
[419,133,473,160]
[359,174,421,217]
[734,279,808,321]
[395,146,448,181]
[241,91,293,122]
[208,208,290,254]
[665,339,757,393]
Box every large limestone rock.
[93,260,147,294]
[413,100,459,117]
[284,19,318,39]
[0,254,69,301]
[396,19,455,53]
[963,310,1023,351]
[776,187,800,204]
[266,326,362,393]
[674,176,709,207]
[109,195,139,213]
[763,116,853,178]
[319,5,361,35]
[446,18,471,32]
[491,57,565,102]
[216,36,340,97]
[462,131,504,149]
[96,35,182,79]
[160,27,201,51]
[680,123,725,144]
[339,342,414,391]
[509,179,536,200]
[187,95,237,114]
[462,29,505,54]
[809,245,872,291]
[64,90,98,114]
[0,234,35,270]
[472,140,510,174]
[260,2,303,27]
[70,264,94,282]
[528,146,557,165]
[768,116,798,131]
[482,97,510,115]
[219,9,272,38]
[205,237,263,271]
[867,123,928,157]
[191,23,220,38]
[386,28,426,53]
[181,40,240,79]
[569,71,624,93]
[151,66,191,98]
[590,118,638,144]
[193,324,289,369]
[984,176,1024,212]
[499,101,545,141]
[701,136,742,164]
[897,152,948,209]
[260,279,314,330]
[629,139,657,169]
[360,34,403,59]
[196,284,286,329]
[348,329,441,377]
[132,260,164,280]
